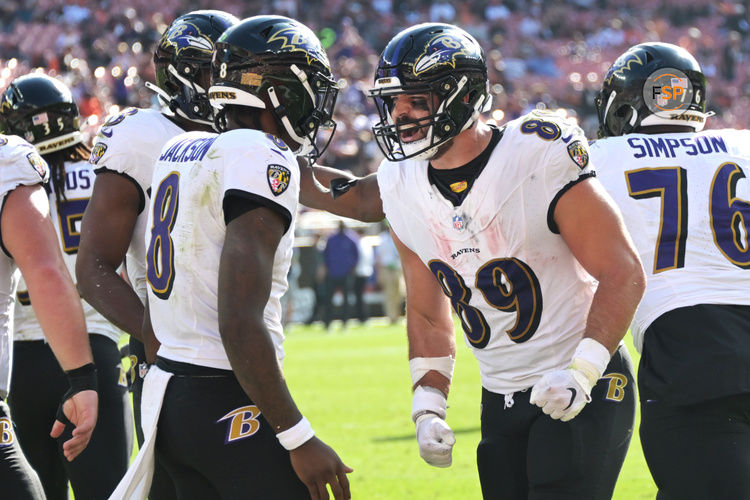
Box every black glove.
[330,178,358,199]
[55,363,97,427]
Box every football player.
[75,6,237,448]
[592,42,750,499]
[1,73,131,500]
[302,22,646,499]
[0,95,97,499]
[76,10,237,499]
[135,14,351,499]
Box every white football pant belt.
[108,365,172,500]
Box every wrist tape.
[65,362,98,395]
[569,338,610,390]
[412,385,447,422]
[409,356,455,386]
[55,363,97,428]
[276,416,315,451]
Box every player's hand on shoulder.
[290,436,353,500]
[415,412,456,467]
[529,367,593,422]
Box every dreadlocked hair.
[41,142,92,202]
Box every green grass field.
[281,319,658,499]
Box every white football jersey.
[379,111,598,394]
[0,135,49,397]
[592,129,750,351]
[89,108,184,303]
[13,159,121,343]
[146,129,299,369]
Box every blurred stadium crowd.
[1,0,747,180]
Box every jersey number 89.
[429,257,543,348]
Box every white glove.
[412,385,455,467]
[530,338,611,422]
[415,413,456,467]
[529,367,594,421]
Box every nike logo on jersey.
[563,388,577,410]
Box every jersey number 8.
[146,172,180,299]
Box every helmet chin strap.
[266,64,318,156]
[144,81,173,107]
[402,76,472,161]
[602,90,618,126]
[145,65,213,126]
[267,86,311,155]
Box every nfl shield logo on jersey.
[453,215,464,231]
[267,164,291,196]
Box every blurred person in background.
[592,42,750,500]
[375,223,403,325]
[321,221,359,329]
[300,232,327,325]
[1,73,130,500]
[352,227,374,324]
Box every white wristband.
[276,417,315,451]
[412,385,447,422]
[409,356,455,386]
[569,338,611,387]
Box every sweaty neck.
[428,120,494,170]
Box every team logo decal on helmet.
[414,34,472,76]
[603,52,644,86]
[267,164,291,196]
[160,22,214,56]
[267,27,331,68]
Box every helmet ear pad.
[609,104,637,136]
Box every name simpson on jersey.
[159,137,216,163]
[627,135,727,159]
